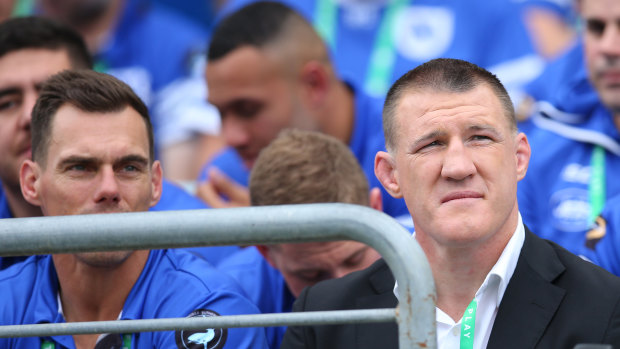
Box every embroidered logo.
[175,309,227,349]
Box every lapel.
[354,259,399,349]
[487,229,566,349]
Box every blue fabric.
[218,247,294,349]
[0,185,11,219]
[220,0,541,98]
[198,85,411,224]
[153,180,242,266]
[0,249,267,348]
[584,195,620,276]
[518,98,620,255]
[523,40,599,117]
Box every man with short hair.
[517,0,620,255]
[219,129,382,348]
[0,69,266,348]
[198,2,410,226]
[281,58,620,349]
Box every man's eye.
[233,101,262,119]
[471,135,491,141]
[586,19,606,37]
[67,164,87,172]
[123,165,138,172]
[0,99,18,112]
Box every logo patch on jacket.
[175,309,227,349]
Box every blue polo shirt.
[0,249,267,348]
[218,247,294,349]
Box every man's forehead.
[0,48,72,88]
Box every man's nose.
[222,116,250,148]
[440,140,476,181]
[600,23,620,57]
[19,91,38,130]
[94,166,121,204]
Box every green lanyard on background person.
[589,145,606,223]
[313,0,409,96]
[41,334,131,349]
[460,298,477,349]
[11,0,35,16]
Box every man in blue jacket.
[517,0,620,255]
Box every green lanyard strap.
[460,298,477,349]
[313,0,409,96]
[589,145,606,223]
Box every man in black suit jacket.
[281,58,620,349]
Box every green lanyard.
[313,0,409,96]
[41,334,131,349]
[11,0,35,16]
[460,298,477,349]
[589,145,606,223]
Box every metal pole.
[0,309,396,338]
[0,204,436,348]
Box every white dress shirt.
[395,214,525,349]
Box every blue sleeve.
[151,179,209,211]
[152,290,268,348]
[197,147,250,187]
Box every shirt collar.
[393,213,525,305]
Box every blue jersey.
[518,84,620,255]
[0,249,267,348]
[220,0,542,99]
[584,195,620,276]
[198,86,412,225]
[0,185,11,220]
[218,247,294,349]
[96,0,219,151]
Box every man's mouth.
[441,191,483,204]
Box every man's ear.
[299,61,330,107]
[514,132,531,182]
[149,160,163,207]
[374,151,403,198]
[256,245,278,269]
[368,187,383,212]
[20,160,42,207]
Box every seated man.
[0,69,266,348]
[281,58,620,349]
[198,2,411,226]
[218,129,382,349]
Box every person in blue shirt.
[219,0,544,101]
[198,2,411,227]
[517,0,620,255]
[218,129,382,349]
[0,16,233,267]
[8,69,266,348]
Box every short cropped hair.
[250,129,369,207]
[383,58,516,152]
[0,16,92,69]
[31,70,153,166]
[208,1,327,64]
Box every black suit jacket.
[281,230,620,349]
